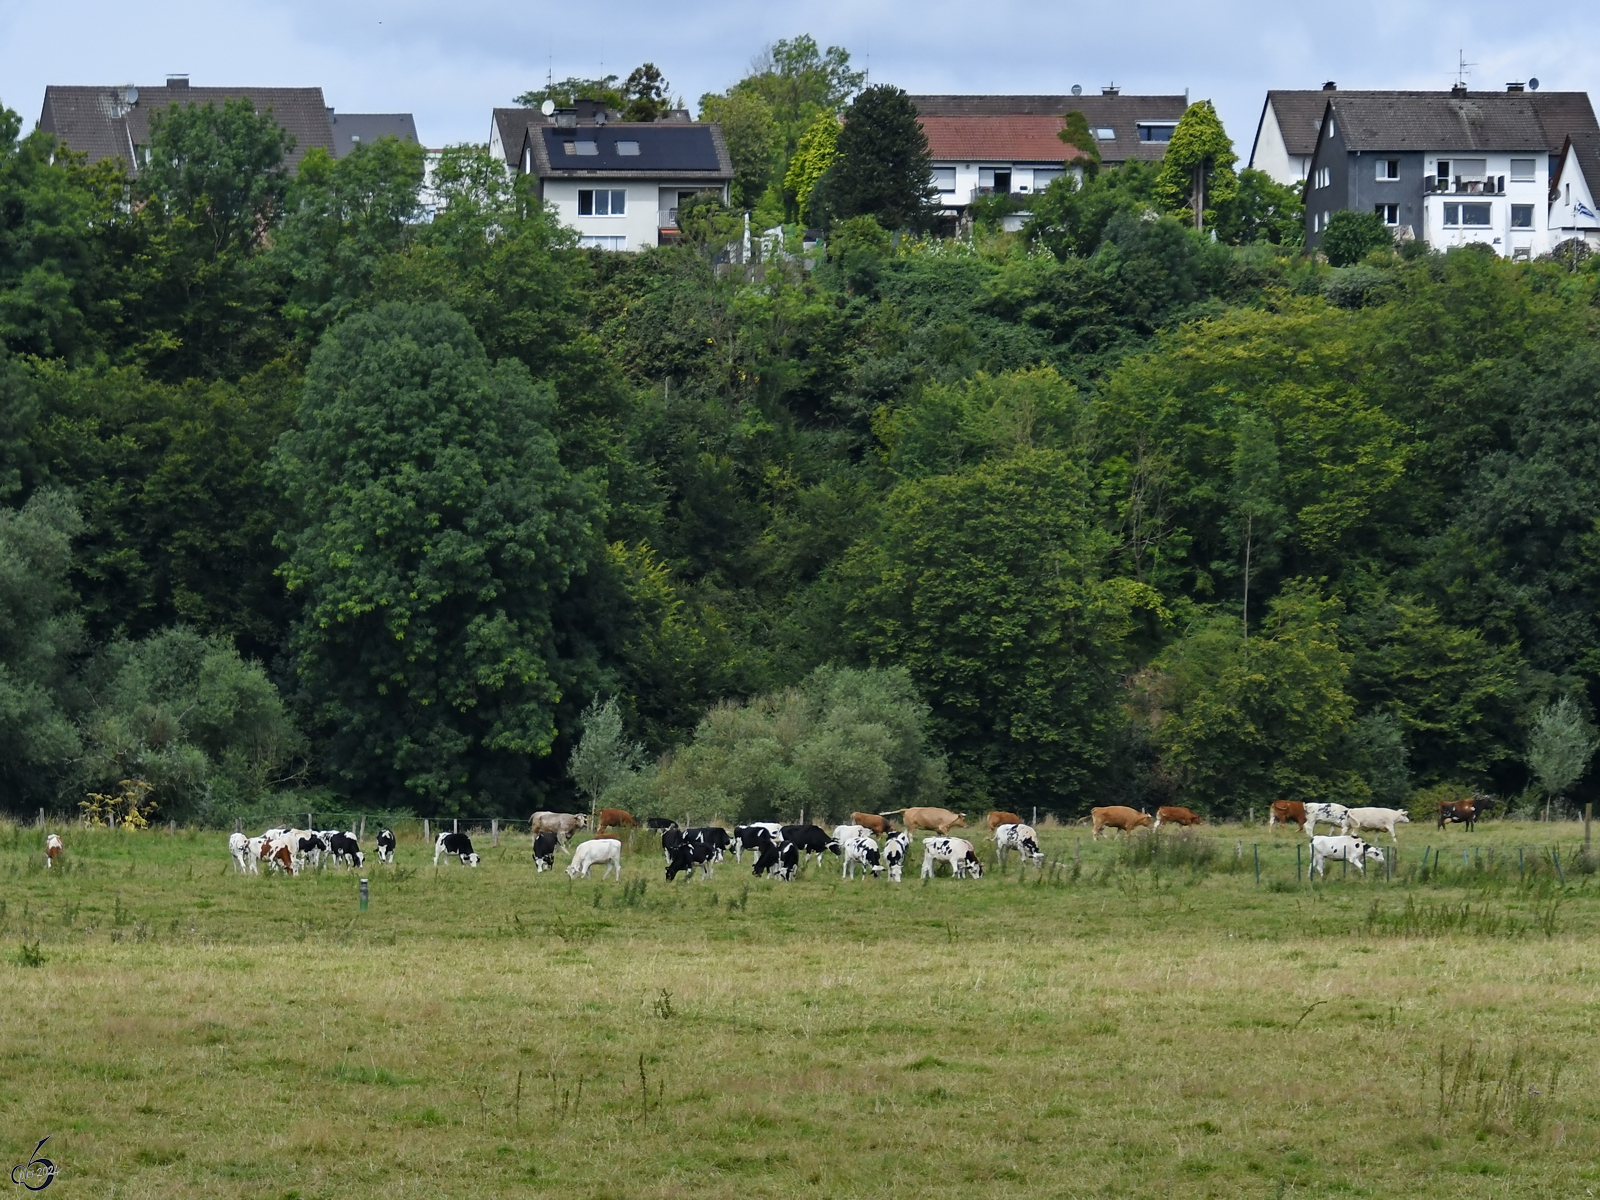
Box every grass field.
[2,816,1599,1198]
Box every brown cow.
[904,807,968,836]
[1268,800,1306,832]
[1438,796,1491,831]
[1091,806,1152,838]
[987,810,1023,832]
[850,812,893,835]
[1153,806,1203,829]
[596,808,637,836]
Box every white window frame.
[1375,203,1399,225]
[1376,159,1399,181]
[578,188,627,217]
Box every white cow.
[837,830,882,879]
[882,832,910,883]
[993,823,1044,867]
[1308,835,1384,878]
[228,832,253,874]
[1303,803,1351,836]
[921,836,984,880]
[1342,806,1411,844]
[567,837,622,880]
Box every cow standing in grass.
[1342,807,1411,844]
[1308,835,1384,878]
[1091,807,1151,838]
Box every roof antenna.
[1455,49,1476,89]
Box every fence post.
[1249,807,1254,826]
[1587,803,1593,849]
[1032,806,1038,827]
[37,807,44,829]
[1553,847,1564,884]
[1342,856,1347,879]
[423,818,430,845]
[358,814,366,840]
[492,819,499,847]
[168,819,176,835]
[1297,842,1302,881]
[359,877,369,912]
[1463,849,1469,869]
[453,818,458,834]
[1253,844,1260,886]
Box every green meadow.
[2,818,1598,1198]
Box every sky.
[4,0,1600,157]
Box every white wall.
[1548,152,1600,252]
[1419,152,1548,258]
[931,161,1082,209]
[542,178,726,251]
[1249,101,1309,186]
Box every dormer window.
[1137,122,1176,142]
[615,140,640,156]
[1093,126,1115,140]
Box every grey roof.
[1555,131,1600,208]
[492,107,541,165]
[329,111,419,158]
[520,120,732,181]
[38,79,335,175]
[909,94,1189,162]
[1261,88,1599,157]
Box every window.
[1313,166,1331,189]
[1327,119,1336,138]
[615,140,640,156]
[1511,204,1534,228]
[1376,159,1399,181]
[577,189,627,216]
[1092,127,1115,140]
[578,235,626,251]
[1436,160,1450,185]
[1375,203,1399,225]
[571,140,598,156]
[1137,123,1176,142]
[1442,202,1491,227]
[1034,168,1064,189]
[561,141,575,155]
[931,167,956,193]
[1510,158,1536,181]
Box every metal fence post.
[1253,844,1260,886]
[1296,842,1302,881]
[359,877,369,912]
[1553,847,1565,884]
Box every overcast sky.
[4,0,1598,157]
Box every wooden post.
[168,819,176,835]
[453,818,458,834]
[423,818,430,844]
[37,807,44,829]
[492,819,499,847]
[358,814,366,840]
[1253,844,1260,886]
[1249,807,1254,826]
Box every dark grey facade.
[1306,143,1427,247]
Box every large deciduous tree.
[273,301,602,812]
[1155,100,1237,232]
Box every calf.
[327,832,364,867]
[1303,802,1350,836]
[228,832,251,873]
[434,831,480,866]
[904,807,967,836]
[45,833,63,869]
[921,836,983,879]
[987,810,1023,833]
[376,829,397,864]
[596,808,637,836]
[566,837,622,880]
[838,832,882,879]
[1091,806,1152,838]
[780,825,839,868]
[1308,835,1384,878]
[1343,806,1411,844]
[752,837,798,881]
[1153,806,1203,829]
[667,837,718,881]
[993,823,1044,867]
[850,812,894,835]
[529,811,588,845]
[881,832,910,882]
[1268,801,1306,832]
[733,823,784,863]
[1438,796,1490,831]
[532,831,559,872]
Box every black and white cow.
[752,836,799,881]
[375,828,396,864]
[993,823,1044,867]
[921,836,984,879]
[835,827,882,879]
[296,831,331,868]
[1308,834,1384,878]
[881,832,910,882]
[532,831,558,872]
[733,823,785,863]
[433,831,480,866]
[666,837,718,881]
[686,827,731,860]
[780,825,839,868]
[327,831,364,868]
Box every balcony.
[1425,177,1506,195]
[658,207,679,229]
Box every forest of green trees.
[2,37,1599,825]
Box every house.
[910,89,1189,216]
[511,100,732,251]
[37,76,417,175]
[1547,131,1600,249]
[1297,84,1600,258]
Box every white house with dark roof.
[512,100,732,250]
[1548,132,1600,248]
[1297,84,1600,258]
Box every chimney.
[1101,84,1120,96]
[166,74,189,89]
[1451,83,1468,97]
[1506,82,1526,92]
[1323,81,1337,91]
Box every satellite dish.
[1071,84,1083,96]
[540,98,555,116]
[1528,77,1540,91]
[124,85,139,105]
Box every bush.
[1321,210,1392,267]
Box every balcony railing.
[1425,177,1507,195]
[658,208,679,229]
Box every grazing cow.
[228,832,251,873]
[838,831,882,879]
[1308,835,1385,878]
[248,835,272,871]
[433,831,480,866]
[832,823,873,844]
[375,829,396,864]
[45,833,63,869]
[296,832,330,868]
[596,808,637,836]
[645,817,680,832]
[1091,806,1152,838]
[1438,796,1490,831]
[850,812,894,835]
[327,832,364,867]
[987,810,1023,833]
[660,828,685,856]
[266,838,299,875]
[532,832,558,872]
[1268,801,1306,832]
[567,837,622,880]
[686,827,732,859]
[529,811,588,845]
[667,837,718,881]
[752,837,798,881]
[1153,806,1204,829]
[733,823,784,863]
[993,823,1044,867]
[1303,803,1351,836]
[921,836,984,879]
[904,807,968,836]
[780,825,839,867]
[1343,806,1412,844]
[882,832,910,882]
